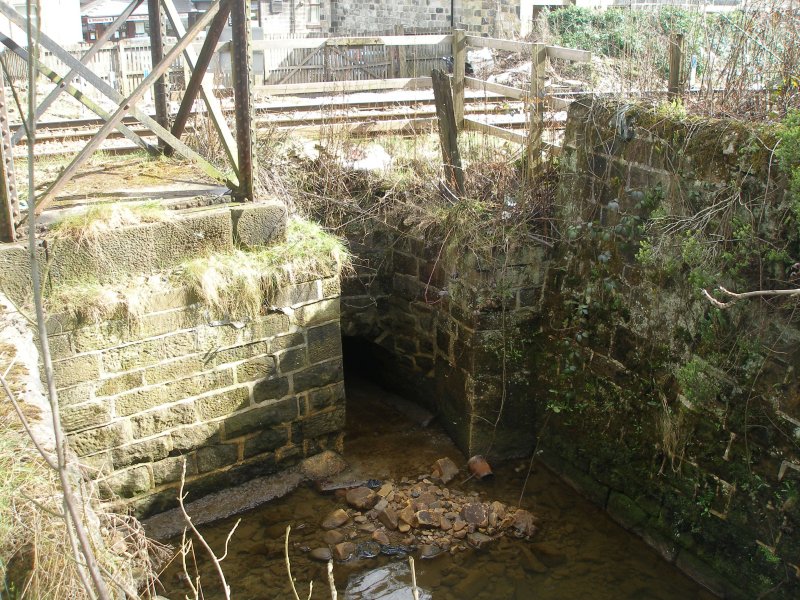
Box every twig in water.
[178,460,238,600]
[409,556,420,600]
[285,525,313,600]
[327,559,337,600]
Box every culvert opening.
[341,335,436,431]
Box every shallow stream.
[159,376,716,599]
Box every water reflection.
[159,377,716,600]
[346,562,432,599]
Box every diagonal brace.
[0,0,236,191]
[0,33,155,153]
[162,0,238,170]
[33,1,231,213]
[10,0,144,145]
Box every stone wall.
[330,0,522,36]
[330,0,451,34]
[0,204,346,518]
[53,278,344,517]
[531,98,800,598]
[337,218,543,459]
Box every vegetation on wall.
[535,99,800,597]
[45,216,351,325]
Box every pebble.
[372,530,390,545]
[461,503,488,526]
[321,509,350,530]
[323,530,346,545]
[415,510,439,528]
[377,506,399,530]
[398,523,411,533]
[346,487,379,510]
[333,541,355,561]
[310,547,332,562]
[419,544,443,559]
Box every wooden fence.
[218,31,452,88]
[1,37,185,97]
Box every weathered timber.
[164,0,237,169]
[465,77,528,101]
[528,43,547,169]
[465,35,531,53]
[431,68,464,197]
[255,77,431,96]
[464,118,527,144]
[546,46,591,63]
[10,0,144,146]
[33,2,227,214]
[668,33,684,101]
[452,29,466,129]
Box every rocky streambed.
[308,458,538,564]
[159,377,718,600]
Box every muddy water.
[159,377,716,600]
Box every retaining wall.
[0,204,345,518]
[532,98,800,598]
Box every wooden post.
[148,0,169,136]
[395,24,408,78]
[230,0,256,202]
[431,68,464,197]
[116,39,129,96]
[323,42,331,81]
[452,28,466,130]
[668,33,684,101]
[527,42,546,169]
[0,65,17,242]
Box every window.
[134,21,146,37]
[250,1,261,24]
[308,0,320,25]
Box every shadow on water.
[159,347,718,600]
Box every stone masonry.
[0,204,346,518]
[52,277,344,517]
[338,219,541,459]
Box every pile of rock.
[309,458,539,562]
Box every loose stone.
[461,503,487,526]
[346,487,379,510]
[372,530,390,545]
[323,530,346,545]
[310,547,332,562]
[321,508,350,530]
[333,541,355,561]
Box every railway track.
[11,94,539,157]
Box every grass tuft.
[49,201,169,244]
[182,216,350,319]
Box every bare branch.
[178,460,234,600]
[327,560,337,600]
[285,525,302,600]
[409,556,420,600]
[703,286,800,309]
